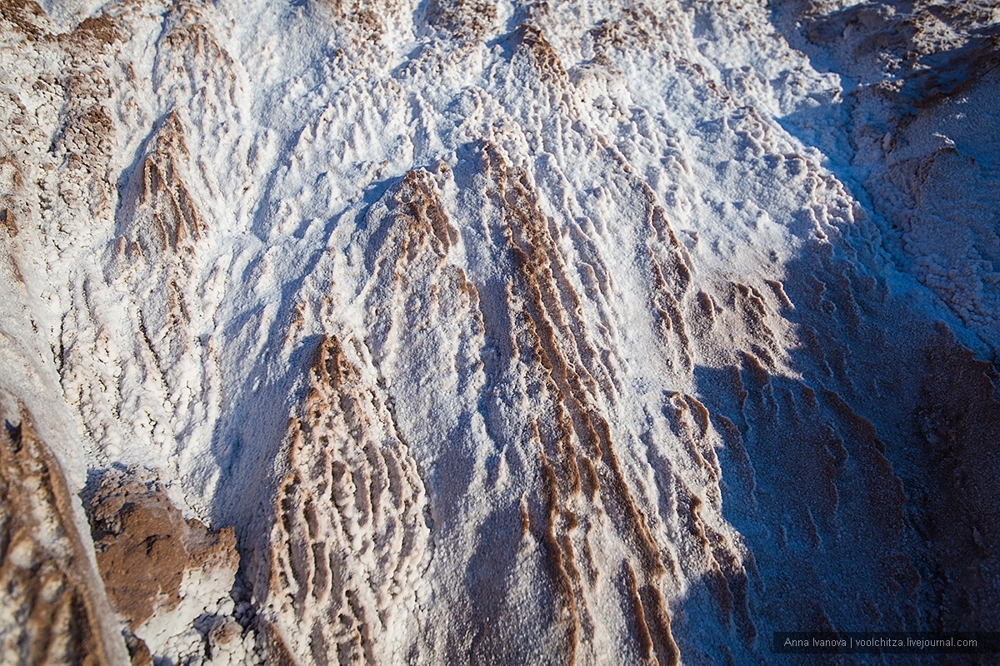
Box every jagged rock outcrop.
[0,412,127,665]
[255,334,430,664]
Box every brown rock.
[89,467,239,632]
[123,632,153,666]
[0,208,17,237]
[0,410,128,665]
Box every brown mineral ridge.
[0,411,127,665]
[89,468,238,632]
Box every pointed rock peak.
[116,111,204,259]
[514,23,568,82]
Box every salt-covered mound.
[1,0,999,663]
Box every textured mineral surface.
[1,0,999,663]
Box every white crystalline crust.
[2,0,1000,663]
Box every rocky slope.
[1,0,999,663]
